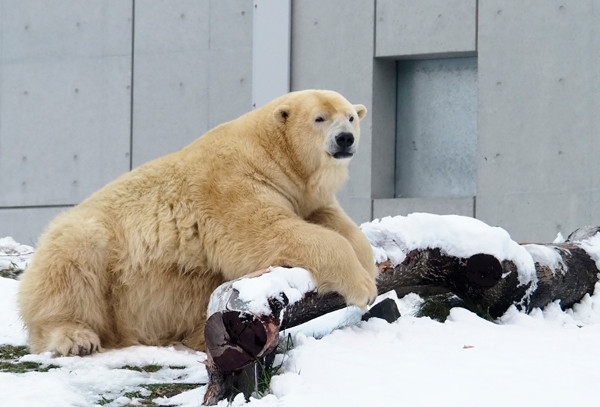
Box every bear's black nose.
[335,132,354,148]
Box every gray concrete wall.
[0,0,253,244]
[132,0,252,168]
[0,0,133,244]
[476,1,600,241]
[375,0,477,58]
[1,0,599,244]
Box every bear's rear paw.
[47,324,102,356]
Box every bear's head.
[271,90,367,174]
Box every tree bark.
[202,227,600,405]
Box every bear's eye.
[349,115,355,123]
[315,116,325,123]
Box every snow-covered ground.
[2,214,600,407]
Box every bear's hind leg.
[18,212,112,356]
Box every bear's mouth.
[332,151,354,159]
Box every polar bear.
[17,90,378,356]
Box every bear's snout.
[335,132,354,148]
[328,131,356,160]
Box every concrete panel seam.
[373,0,378,58]
[475,0,479,52]
[0,204,75,210]
[129,0,135,171]
[393,60,399,198]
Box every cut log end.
[465,253,503,288]
[204,311,279,374]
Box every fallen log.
[202,218,600,405]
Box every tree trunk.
[202,226,600,405]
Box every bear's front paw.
[342,271,378,309]
[320,268,377,310]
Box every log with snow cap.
[202,214,600,405]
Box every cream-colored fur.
[17,90,378,356]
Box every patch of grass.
[417,293,466,322]
[98,368,202,405]
[255,333,294,398]
[0,270,18,279]
[0,345,59,373]
[143,382,200,396]
[417,293,495,322]
[130,383,201,405]
[254,359,281,398]
[96,395,113,406]
[0,261,23,279]
[0,360,59,374]
[120,364,163,373]
[0,345,29,360]
[39,364,61,372]
[97,383,202,406]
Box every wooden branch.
[202,226,600,405]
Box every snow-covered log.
[202,215,600,405]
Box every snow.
[2,215,600,406]
[226,267,315,316]
[553,232,566,244]
[252,294,600,407]
[576,233,600,270]
[523,244,567,274]
[0,277,27,345]
[5,345,207,407]
[0,237,34,271]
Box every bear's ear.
[354,104,367,120]
[274,105,290,127]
